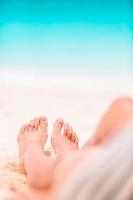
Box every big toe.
[39,116,48,132]
[53,118,64,135]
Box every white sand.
[0,69,132,193]
[0,69,132,155]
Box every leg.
[16,118,79,200]
[83,97,133,147]
[17,116,57,190]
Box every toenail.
[65,123,69,128]
[40,116,47,120]
[57,118,64,123]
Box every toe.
[63,123,69,137]
[20,125,25,134]
[39,116,48,132]
[75,134,79,144]
[25,123,30,132]
[30,120,36,130]
[67,126,73,140]
[30,118,38,128]
[71,133,76,143]
[28,124,35,132]
[34,118,40,129]
[67,131,72,140]
[53,118,64,134]
[17,125,25,142]
[34,122,39,129]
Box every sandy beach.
[0,69,132,156]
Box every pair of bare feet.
[17,116,79,174]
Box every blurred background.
[0,0,132,154]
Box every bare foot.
[17,116,48,174]
[51,118,79,154]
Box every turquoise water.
[0,0,132,72]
